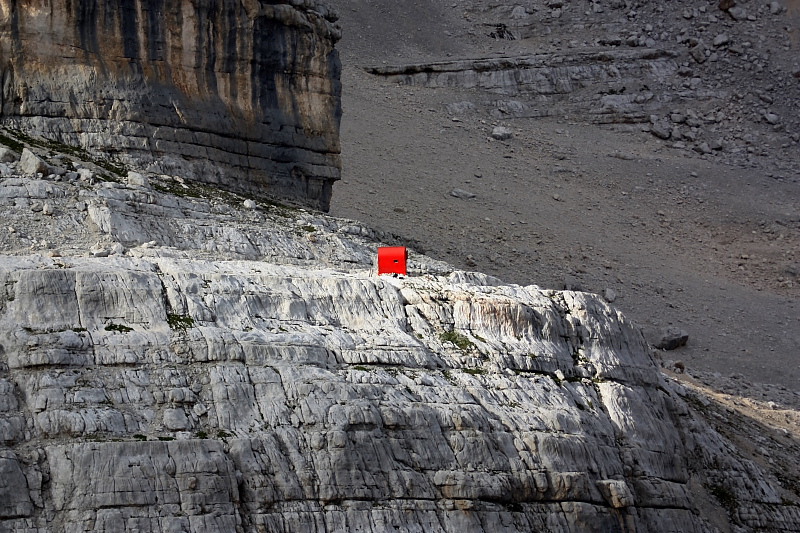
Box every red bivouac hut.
[377,246,407,276]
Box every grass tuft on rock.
[105,322,133,333]
[440,330,476,352]
[167,314,195,331]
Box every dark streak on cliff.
[120,0,140,60]
[76,0,99,54]
[0,0,342,211]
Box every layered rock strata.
[0,151,799,531]
[0,0,342,210]
[357,0,799,158]
[367,49,681,123]
[1,256,799,532]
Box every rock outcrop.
[0,0,342,211]
[359,0,800,165]
[367,48,681,123]
[0,144,799,532]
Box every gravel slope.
[326,0,800,389]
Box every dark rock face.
[0,0,342,210]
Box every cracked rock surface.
[0,142,799,531]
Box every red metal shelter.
[377,246,407,276]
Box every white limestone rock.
[47,441,240,530]
[126,171,150,188]
[1,252,798,531]
[491,126,514,140]
[18,149,50,176]
[0,156,798,532]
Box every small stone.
[650,121,672,140]
[728,6,747,20]
[110,243,126,255]
[784,263,799,277]
[694,142,712,155]
[668,360,686,373]
[491,126,513,140]
[78,168,94,181]
[450,188,476,199]
[689,42,708,63]
[770,2,783,15]
[42,202,54,216]
[243,199,257,209]
[127,171,149,188]
[670,113,686,124]
[603,288,617,303]
[713,34,730,47]
[764,112,781,125]
[656,328,689,350]
[510,6,528,19]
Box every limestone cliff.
[0,0,342,211]
[0,143,799,532]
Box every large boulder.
[18,148,50,175]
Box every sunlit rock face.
[0,0,342,210]
[0,159,798,531]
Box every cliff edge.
[0,0,342,211]
[0,140,798,532]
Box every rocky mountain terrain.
[0,143,799,531]
[326,0,800,388]
[0,0,342,210]
[1,0,800,531]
